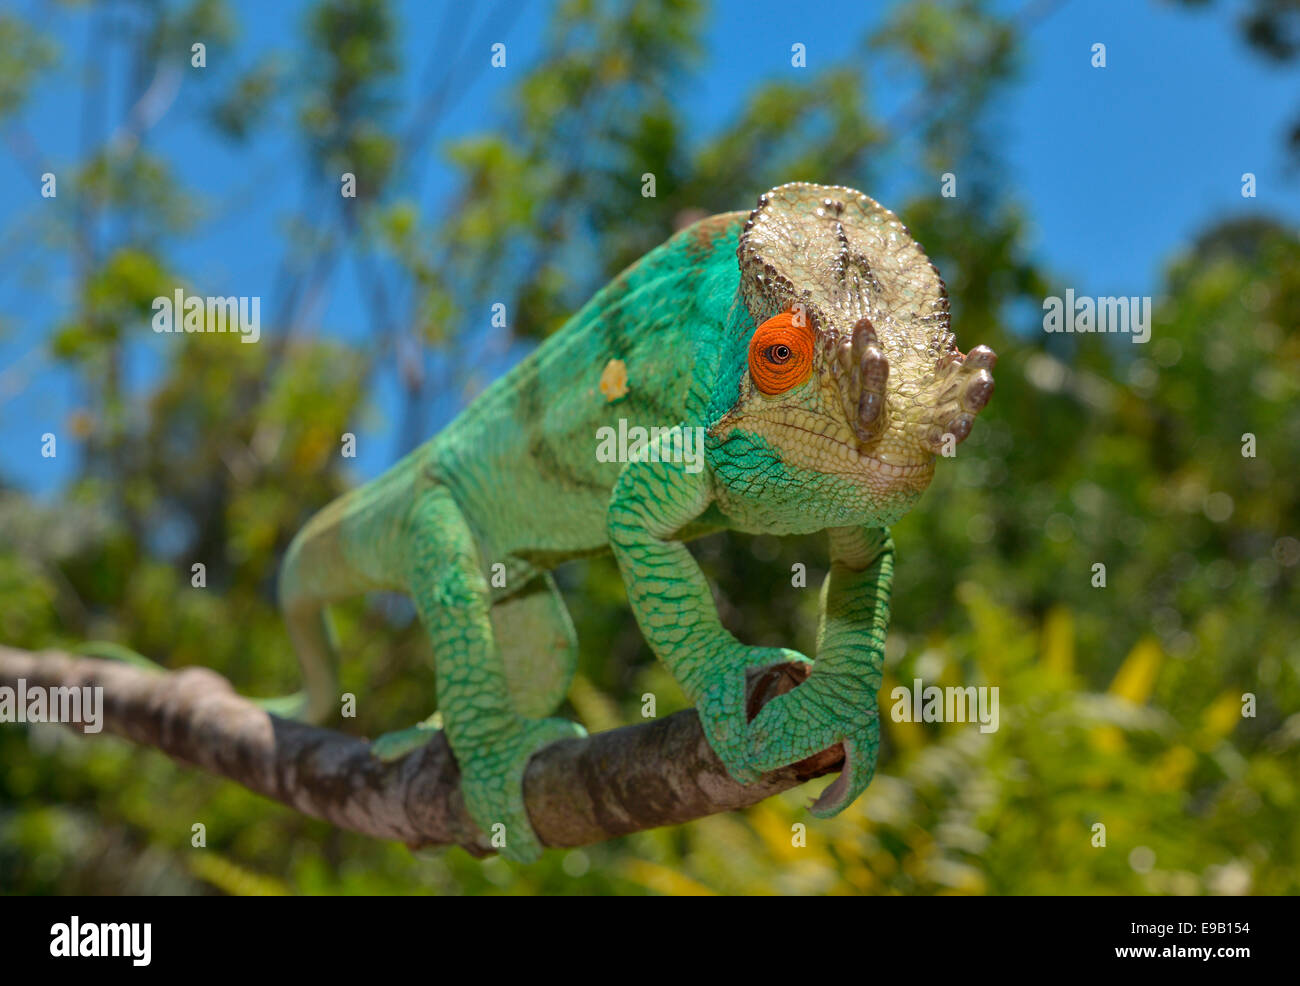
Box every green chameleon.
[277,181,996,862]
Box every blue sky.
[2,0,1297,496]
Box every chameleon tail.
[75,640,170,671]
[280,602,340,723]
[74,639,315,718]
[276,512,355,725]
[77,495,349,722]
[84,480,383,725]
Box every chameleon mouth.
[858,452,931,480]
[779,417,933,479]
[730,410,934,484]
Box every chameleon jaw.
[724,406,935,489]
[858,452,932,480]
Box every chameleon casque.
[277,181,997,862]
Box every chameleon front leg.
[747,526,893,815]
[607,457,809,784]
[402,485,585,863]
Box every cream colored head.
[718,182,997,511]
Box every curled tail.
[276,479,413,724]
[75,637,320,719]
[74,640,172,672]
[276,601,339,723]
[86,474,411,724]
[274,517,347,725]
[79,521,345,724]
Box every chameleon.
[277,181,997,862]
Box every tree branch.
[0,645,844,857]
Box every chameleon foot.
[694,645,811,786]
[745,671,879,815]
[371,713,442,762]
[460,717,587,863]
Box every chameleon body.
[278,182,996,862]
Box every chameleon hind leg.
[371,570,578,754]
[397,485,585,862]
[495,570,579,718]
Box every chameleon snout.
[916,343,997,454]
[827,324,997,473]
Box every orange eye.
[748,310,814,394]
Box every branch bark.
[0,645,844,857]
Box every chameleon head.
[716,181,997,524]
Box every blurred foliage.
[1,0,1297,896]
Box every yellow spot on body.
[600,358,629,402]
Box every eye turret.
[748,310,813,394]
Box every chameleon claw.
[807,732,878,818]
[371,717,441,762]
[694,646,810,787]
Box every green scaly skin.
[277,182,998,862]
